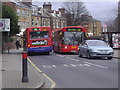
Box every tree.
[2,4,20,36]
[63,1,89,26]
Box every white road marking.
[63,64,69,67]
[75,64,83,67]
[66,57,79,61]
[56,54,80,62]
[56,55,64,57]
[52,65,56,67]
[84,62,108,69]
[42,65,53,68]
[70,64,76,67]
[83,64,91,67]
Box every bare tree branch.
[63,1,89,26]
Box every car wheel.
[46,52,50,55]
[87,52,92,59]
[79,52,82,57]
[107,57,112,60]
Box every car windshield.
[30,31,49,39]
[87,41,107,46]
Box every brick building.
[41,2,67,29]
[80,15,102,36]
[16,2,32,35]
[3,1,32,35]
[31,5,41,27]
[2,1,67,35]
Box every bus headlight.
[65,47,67,49]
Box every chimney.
[58,8,65,14]
[43,2,52,11]
[58,8,65,17]
[20,0,32,6]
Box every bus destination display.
[32,28,39,31]
[66,28,82,32]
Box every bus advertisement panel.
[52,26,86,53]
[112,33,120,48]
[23,26,52,54]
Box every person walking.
[15,39,20,50]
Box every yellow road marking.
[27,58,42,73]
[42,73,56,88]
[27,57,56,88]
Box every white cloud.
[33,1,118,23]
[33,0,118,2]
[84,2,118,22]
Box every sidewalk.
[2,48,52,89]
[113,49,120,59]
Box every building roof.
[10,0,31,10]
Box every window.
[42,19,46,26]
[87,41,107,46]
[28,11,31,17]
[22,10,25,16]
[63,32,83,45]
[30,31,49,39]
[32,18,34,26]
[17,9,20,16]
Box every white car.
[78,40,114,59]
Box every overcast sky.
[33,0,118,24]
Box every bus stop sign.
[0,19,10,32]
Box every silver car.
[78,40,114,59]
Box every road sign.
[0,22,3,27]
[0,19,10,32]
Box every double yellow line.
[27,57,56,88]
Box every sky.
[32,0,118,24]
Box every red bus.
[23,26,52,54]
[52,26,86,53]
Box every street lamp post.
[93,20,95,36]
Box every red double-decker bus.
[23,26,52,54]
[52,26,86,53]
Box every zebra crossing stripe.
[70,64,76,67]
[52,65,56,67]
[63,64,69,67]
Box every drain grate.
[1,69,5,71]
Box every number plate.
[72,47,76,48]
[71,51,76,52]
[101,51,108,54]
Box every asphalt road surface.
[29,52,119,88]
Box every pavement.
[113,49,120,59]
[1,48,53,89]
[0,48,119,89]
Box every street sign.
[0,19,10,32]
[0,19,4,31]
[0,22,3,27]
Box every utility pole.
[93,21,94,36]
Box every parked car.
[78,40,114,59]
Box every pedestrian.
[15,39,20,50]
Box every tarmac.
[0,48,120,89]
[1,48,53,90]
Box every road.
[28,52,119,88]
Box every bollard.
[22,51,28,83]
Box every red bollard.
[22,51,28,83]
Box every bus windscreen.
[63,32,83,45]
[30,31,49,39]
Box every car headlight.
[89,49,96,52]
[109,49,113,52]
